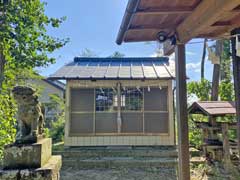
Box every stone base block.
[0,155,62,180]
[3,138,52,169]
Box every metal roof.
[49,57,175,80]
[188,101,236,116]
[43,79,65,91]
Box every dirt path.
[60,167,178,180]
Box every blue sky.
[38,0,214,81]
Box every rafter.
[162,0,240,55]
[176,0,240,43]
[129,24,175,31]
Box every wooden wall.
[64,79,175,146]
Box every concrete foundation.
[0,156,61,180]
[0,138,61,180]
[3,138,52,169]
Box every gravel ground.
[60,167,178,180]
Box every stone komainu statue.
[12,86,44,143]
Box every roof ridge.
[74,57,169,62]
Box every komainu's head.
[12,86,38,105]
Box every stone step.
[61,156,205,170]
[54,146,205,170]
[53,146,178,159]
[61,157,178,169]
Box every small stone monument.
[0,86,62,180]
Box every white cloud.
[186,51,196,56]
[150,52,158,57]
[186,62,201,72]
[194,68,201,73]
[150,49,164,57]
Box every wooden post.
[231,29,240,159]
[117,82,122,133]
[175,44,190,180]
[222,123,232,171]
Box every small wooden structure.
[189,101,236,116]
[116,1,240,179]
[50,57,176,146]
[189,101,238,170]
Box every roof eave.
[48,77,174,81]
[116,0,140,45]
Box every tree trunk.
[211,64,220,101]
[211,40,222,101]
[201,39,207,79]
[0,52,6,89]
[209,41,221,141]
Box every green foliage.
[187,79,210,149]
[220,40,231,82]
[219,80,234,101]
[49,115,65,143]
[189,119,202,149]
[0,92,16,159]
[48,94,65,110]
[188,114,208,149]
[0,0,67,158]
[219,40,233,101]
[47,94,65,143]
[0,0,68,70]
[44,127,50,138]
[187,79,211,101]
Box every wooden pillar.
[222,123,232,171]
[175,44,190,180]
[231,29,240,158]
[117,82,122,133]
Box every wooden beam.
[177,0,240,43]
[135,9,192,16]
[175,44,190,180]
[231,29,240,160]
[129,24,174,30]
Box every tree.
[219,40,233,101]
[109,51,125,58]
[0,0,68,88]
[220,40,231,82]
[0,0,67,158]
[201,39,207,79]
[79,48,98,57]
[187,79,212,101]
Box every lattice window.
[95,88,117,112]
[121,88,143,111]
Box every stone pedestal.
[0,138,62,180]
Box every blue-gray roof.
[49,57,175,80]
